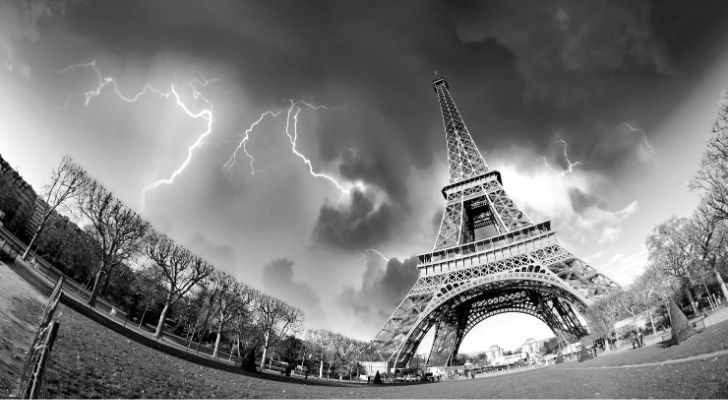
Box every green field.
[41,303,728,398]
[3,261,728,398]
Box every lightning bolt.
[555,136,581,176]
[624,122,655,153]
[538,156,557,173]
[223,110,283,173]
[538,136,581,177]
[225,99,351,196]
[139,79,213,210]
[362,248,390,262]
[61,60,215,210]
[285,100,349,194]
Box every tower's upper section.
[433,77,488,183]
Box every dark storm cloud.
[339,256,418,325]
[311,189,399,252]
[568,188,602,214]
[261,258,324,321]
[46,0,728,252]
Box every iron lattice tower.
[370,76,619,369]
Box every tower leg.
[426,319,461,367]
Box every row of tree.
[0,155,313,370]
[302,329,373,379]
[585,91,728,341]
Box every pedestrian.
[638,330,644,348]
[367,375,370,384]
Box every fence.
[17,277,64,399]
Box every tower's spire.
[433,76,488,183]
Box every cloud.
[568,187,602,214]
[261,258,325,324]
[496,148,637,246]
[311,188,400,252]
[597,249,649,286]
[339,254,418,333]
[0,0,81,78]
[185,232,236,269]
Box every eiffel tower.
[370,76,619,369]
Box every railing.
[417,221,552,267]
[17,277,64,399]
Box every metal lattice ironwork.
[434,77,488,183]
[369,76,620,370]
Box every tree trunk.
[87,267,105,307]
[101,270,113,296]
[683,282,697,314]
[139,303,149,328]
[155,293,173,338]
[22,216,47,260]
[196,333,203,353]
[715,268,728,303]
[702,282,715,310]
[212,320,223,358]
[260,333,269,370]
[235,334,241,358]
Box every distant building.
[484,344,503,363]
[520,337,550,356]
[0,152,91,252]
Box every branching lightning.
[225,99,353,196]
[223,110,283,173]
[285,100,349,194]
[61,60,215,211]
[539,136,581,176]
[624,122,656,153]
[555,137,581,175]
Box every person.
[367,375,371,384]
[638,330,644,348]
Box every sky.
[2,0,728,353]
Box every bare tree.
[628,263,676,334]
[186,278,218,352]
[646,217,699,314]
[146,231,214,338]
[231,288,262,371]
[132,265,165,328]
[692,92,728,220]
[209,272,251,358]
[23,156,86,260]
[77,178,149,306]
[306,329,332,378]
[689,203,728,302]
[584,291,625,344]
[257,295,304,370]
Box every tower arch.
[369,76,619,370]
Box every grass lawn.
[3,260,728,398]
[574,321,728,368]
[40,304,728,398]
[0,261,45,398]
